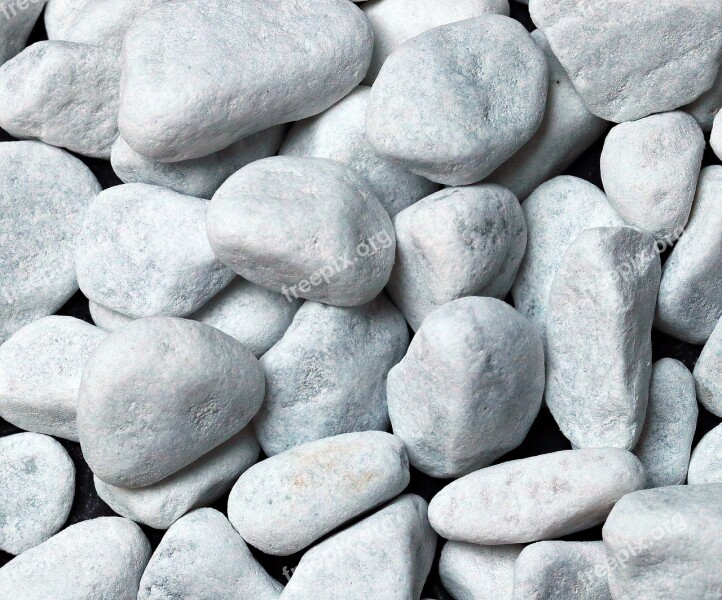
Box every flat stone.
[694,318,722,416]
[688,424,722,485]
[439,541,522,600]
[207,156,395,307]
[44,0,91,38]
[137,509,282,600]
[0,41,120,158]
[684,66,722,132]
[95,427,259,530]
[0,517,151,599]
[428,448,645,544]
[78,317,264,488]
[281,494,436,600]
[530,0,722,122]
[655,166,722,344]
[0,433,74,555]
[0,0,47,65]
[119,0,372,162]
[0,316,105,441]
[279,86,440,217]
[546,227,660,449]
[254,296,408,456]
[633,358,698,487]
[0,141,100,344]
[600,111,704,240]
[111,125,285,199]
[485,30,608,200]
[603,484,722,599]
[387,297,544,478]
[386,185,527,330]
[76,183,235,318]
[227,431,410,556]
[366,15,547,185]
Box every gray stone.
[77,317,264,488]
[684,66,722,132]
[0,433,74,555]
[428,448,645,544]
[634,358,698,487]
[688,424,722,485]
[603,484,722,599]
[713,111,722,161]
[360,0,509,84]
[0,316,105,441]
[88,300,133,331]
[600,111,704,240]
[111,126,285,200]
[227,431,410,556]
[94,427,259,530]
[76,183,235,318]
[655,166,722,344]
[694,318,722,416]
[0,41,120,158]
[0,141,100,344]
[119,0,372,162]
[44,0,90,38]
[512,176,623,340]
[207,156,395,307]
[366,15,547,186]
[530,0,722,122]
[386,185,527,330]
[439,541,522,600]
[387,297,544,478]
[0,0,47,65]
[281,494,436,600]
[254,296,408,457]
[280,86,440,217]
[485,30,608,200]
[513,541,612,600]
[138,509,282,600]
[0,517,150,599]
[546,227,660,449]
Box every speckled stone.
[688,424,722,485]
[428,448,645,544]
[694,318,722,417]
[366,14,547,186]
[0,0,47,65]
[387,297,544,478]
[386,185,527,330]
[0,433,75,555]
[254,296,408,456]
[684,66,722,132]
[227,431,410,556]
[0,316,105,441]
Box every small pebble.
[688,423,722,485]
[694,317,722,416]
[44,0,91,39]
[712,111,722,160]
[87,300,135,331]
[0,0,45,65]
[684,65,722,132]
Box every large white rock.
[44,0,91,39]
[694,318,722,416]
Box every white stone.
[0,0,46,66]
[688,424,722,485]
[88,301,133,331]
[694,318,722,417]
[712,110,722,161]
[44,0,91,39]
[684,66,722,132]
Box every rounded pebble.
[694,317,722,416]
[684,66,722,132]
[688,424,722,485]
[0,0,45,65]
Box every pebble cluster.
[0,0,721,599]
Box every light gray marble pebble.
[688,424,722,485]
[228,431,410,556]
[88,300,133,331]
[0,0,47,65]
[694,318,722,417]
[712,111,722,161]
[44,0,90,39]
[684,66,722,132]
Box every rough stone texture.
[386,185,527,330]
[44,0,91,38]
[366,15,547,186]
[254,296,408,456]
[76,183,235,318]
[546,227,660,450]
[634,358,698,487]
[387,297,544,478]
[227,431,410,556]
[0,517,151,599]
[120,0,372,162]
[0,41,119,158]
[280,86,440,217]
[361,0,509,84]
[88,300,133,331]
[95,427,259,529]
[0,316,105,441]
[428,448,645,545]
[0,141,100,344]
[111,125,285,199]
[694,318,722,417]
[603,484,722,599]
[655,166,722,344]
[712,111,722,160]
[530,0,722,122]
[207,157,395,307]
[600,111,704,240]
[138,509,282,600]
[486,30,608,200]
[0,0,47,65]
[512,176,623,340]
[688,424,722,485]
[0,433,75,555]
[684,66,722,132]
[439,541,522,600]
[280,494,436,600]
[77,317,264,488]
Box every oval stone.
[694,317,722,417]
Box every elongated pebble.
[694,318,722,416]
[0,0,46,66]
[688,424,722,485]
[684,66,722,132]
[228,431,410,556]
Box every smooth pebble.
[684,66,722,132]
[688,424,722,485]
[694,318,722,416]
[0,0,46,65]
